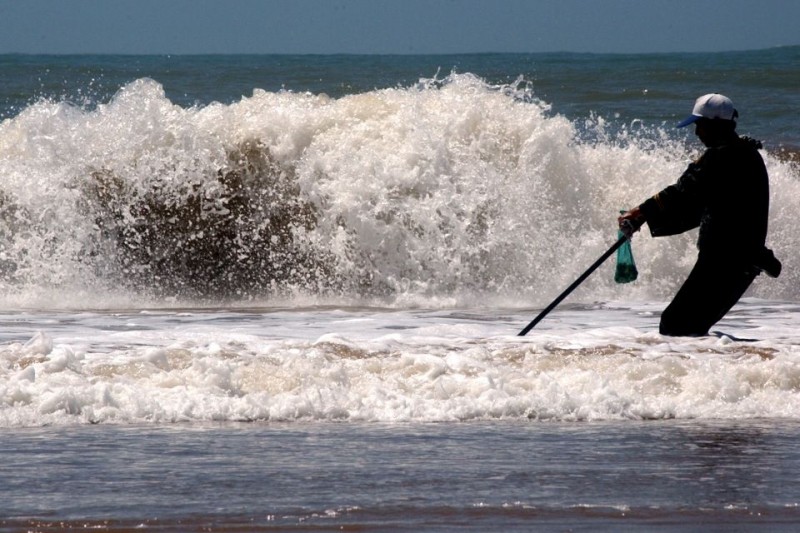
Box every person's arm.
[621,151,715,237]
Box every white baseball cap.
[677,93,738,128]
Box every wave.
[1,74,798,307]
[3,320,800,427]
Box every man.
[619,93,780,336]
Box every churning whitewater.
[2,302,800,428]
[1,73,797,307]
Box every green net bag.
[615,230,638,284]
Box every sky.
[0,0,797,55]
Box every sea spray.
[0,73,797,307]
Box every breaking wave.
[1,74,798,307]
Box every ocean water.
[1,49,800,530]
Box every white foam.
[1,301,798,427]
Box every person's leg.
[659,257,758,336]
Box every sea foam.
[1,304,799,427]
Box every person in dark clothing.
[619,93,780,336]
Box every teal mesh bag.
[615,230,638,284]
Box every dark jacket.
[639,135,769,264]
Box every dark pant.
[660,255,759,336]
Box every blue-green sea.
[2,48,799,147]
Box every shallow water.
[0,301,799,529]
[3,419,800,531]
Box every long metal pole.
[518,235,628,336]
